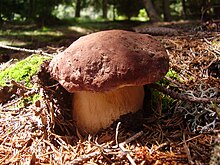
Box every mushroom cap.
[49,30,169,92]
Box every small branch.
[119,131,144,146]
[115,122,121,147]
[164,76,188,90]
[118,144,136,165]
[183,131,194,165]
[70,151,100,164]
[10,80,31,91]
[118,131,144,165]
[149,83,220,103]
[150,142,169,154]
[178,134,202,146]
[0,44,54,57]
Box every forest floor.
[0,20,220,164]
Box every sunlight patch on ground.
[0,39,28,46]
[68,26,94,34]
[0,29,64,47]
[22,30,63,37]
[0,30,63,37]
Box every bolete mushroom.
[48,30,169,135]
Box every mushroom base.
[72,86,145,135]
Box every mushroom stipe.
[73,86,144,134]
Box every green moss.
[152,69,180,113]
[151,89,176,114]
[159,69,181,86]
[0,54,50,87]
[166,69,181,80]
[0,54,50,108]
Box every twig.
[178,134,202,146]
[0,59,14,71]
[150,142,169,154]
[0,44,54,57]
[119,131,144,146]
[115,122,121,147]
[203,38,212,45]
[149,83,220,103]
[183,131,194,165]
[209,46,220,55]
[70,151,101,164]
[10,80,31,91]
[118,131,144,165]
[164,76,187,90]
[119,144,136,165]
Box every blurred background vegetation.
[0,0,220,26]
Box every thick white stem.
[72,86,144,135]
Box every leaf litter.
[0,24,220,164]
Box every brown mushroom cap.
[49,30,169,92]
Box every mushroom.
[48,30,169,135]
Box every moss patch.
[0,54,51,87]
